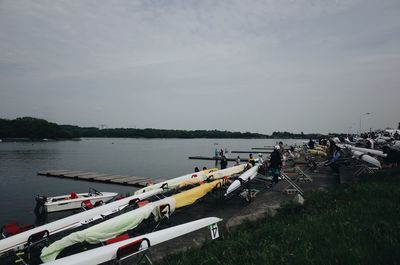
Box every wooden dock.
[37,170,165,187]
[251,147,273,150]
[231,150,271,154]
[188,156,238,161]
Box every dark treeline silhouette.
[60,125,267,139]
[271,131,327,139]
[0,117,329,140]
[0,117,78,140]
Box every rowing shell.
[344,144,386,158]
[225,165,259,196]
[42,217,222,265]
[134,168,216,194]
[351,150,381,168]
[135,165,245,195]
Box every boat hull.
[44,192,117,212]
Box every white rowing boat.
[225,165,259,196]
[40,197,176,262]
[135,164,245,195]
[35,188,117,213]
[351,150,381,168]
[0,189,163,255]
[344,144,386,158]
[42,217,222,265]
[40,179,224,262]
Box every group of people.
[209,141,289,186]
[214,148,228,157]
[193,166,208,172]
[249,142,285,185]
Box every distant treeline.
[0,117,330,140]
[0,117,79,140]
[270,131,329,139]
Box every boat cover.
[178,164,245,188]
[205,164,245,181]
[40,197,176,262]
[41,175,225,262]
[133,170,212,194]
[173,179,222,209]
[308,149,327,157]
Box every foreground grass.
[158,169,400,265]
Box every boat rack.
[223,174,257,203]
[115,238,153,265]
[293,167,313,183]
[10,229,50,265]
[281,173,304,196]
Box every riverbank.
[156,168,400,265]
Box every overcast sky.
[0,0,399,134]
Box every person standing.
[394,131,399,140]
[308,139,315,149]
[269,146,282,184]
[278,141,285,156]
[325,145,343,178]
[220,155,228,169]
[257,153,264,164]
[235,156,241,166]
[248,153,253,161]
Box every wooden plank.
[251,147,274,150]
[109,176,144,184]
[76,173,102,180]
[44,171,85,178]
[126,177,152,185]
[94,175,126,181]
[231,151,271,154]
[188,156,237,161]
[37,169,152,187]
[62,171,93,178]
[90,174,113,180]
[38,169,70,176]
[135,179,159,187]
[152,178,167,184]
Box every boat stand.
[114,238,153,265]
[210,177,231,204]
[224,175,256,203]
[294,166,313,182]
[281,173,304,196]
[354,164,379,176]
[10,229,50,265]
[240,177,255,203]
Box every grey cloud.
[0,0,399,133]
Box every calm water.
[0,138,303,225]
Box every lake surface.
[0,138,304,225]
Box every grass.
[157,168,400,265]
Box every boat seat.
[2,222,32,236]
[105,233,130,245]
[70,192,79,199]
[116,238,150,261]
[82,200,94,209]
[137,200,149,208]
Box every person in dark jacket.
[220,155,228,169]
[269,146,282,184]
[308,139,315,149]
